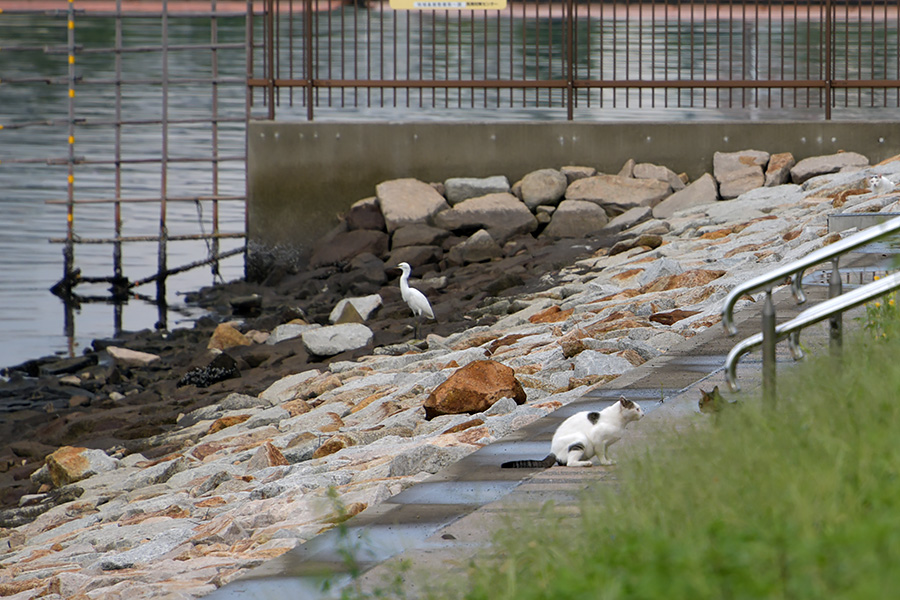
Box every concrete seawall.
[246,120,900,278]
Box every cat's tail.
[500,454,556,469]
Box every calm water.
[1,8,898,371]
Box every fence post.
[829,257,843,353]
[762,288,777,405]
[565,0,574,120]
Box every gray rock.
[652,173,719,219]
[243,406,291,430]
[346,196,386,231]
[618,158,636,177]
[601,206,652,234]
[388,443,474,477]
[540,200,609,238]
[387,244,443,269]
[220,392,273,411]
[259,370,321,403]
[714,150,770,200]
[377,178,451,232]
[572,350,635,378]
[634,163,686,191]
[518,168,568,210]
[561,165,597,184]
[434,193,538,244]
[765,152,796,187]
[105,346,160,367]
[95,524,195,570]
[309,229,389,268]
[391,224,450,248]
[301,323,374,357]
[565,174,672,217]
[444,175,510,205]
[790,152,869,184]
[329,294,383,324]
[447,229,504,265]
[266,322,321,345]
[123,456,189,490]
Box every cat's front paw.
[599,459,616,466]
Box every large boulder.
[434,192,538,244]
[423,359,526,420]
[790,152,869,184]
[714,150,769,200]
[45,446,118,487]
[633,162,686,191]
[376,178,450,233]
[346,197,386,231]
[309,229,389,268]
[301,323,374,357]
[652,173,720,219]
[328,294,383,324]
[565,174,671,217]
[540,199,609,238]
[391,224,450,249]
[765,152,796,187]
[443,176,510,205]
[516,168,568,210]
[446,229,503,265]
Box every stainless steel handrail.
[721,214,900,336]
[725,271,900,391]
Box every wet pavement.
[206,276,863,599]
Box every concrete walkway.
[206,276,864,599]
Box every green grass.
[454,311,900,600]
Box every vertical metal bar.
[566,0,573,119]
[266,0,275,118]
[114,0,123,293]
[246,0,253,117]
[825,0,832,119]
[762,288,777,406]
[64,0,76,294]
[211,0,221,278]
[305,0,313,119]
[158,0,169,315]
[829,257,843,354]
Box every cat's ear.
[712,385,719,394]
[619,396,634,408]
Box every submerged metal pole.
[829,257,843,354]
[762,288,776,405]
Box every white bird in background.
[397,261,434,338]
[869,175,896,195]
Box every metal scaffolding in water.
[0,0,251,335]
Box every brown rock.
[313,433,357,459]
[649,309,701,326]
[441,418,485,435]
[208,323,252,351]
[45,446,117,487]
[559,337,587,359]
[528,305,574,324]
[208,414,251,434]
[765,152,795,186]
[246,442,290,470]
[639,269,726,293]
[423,360,526,420]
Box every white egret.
[397,261,434,338]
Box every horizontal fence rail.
[247,0,900,121]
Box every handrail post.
[829,257,842,354]
[762,289,777,406]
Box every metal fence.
[247,0,900,121]
[0,1,249,317]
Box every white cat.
[501,397,644,468]
[869,175,896,195]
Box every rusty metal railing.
[247,0,900,121]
